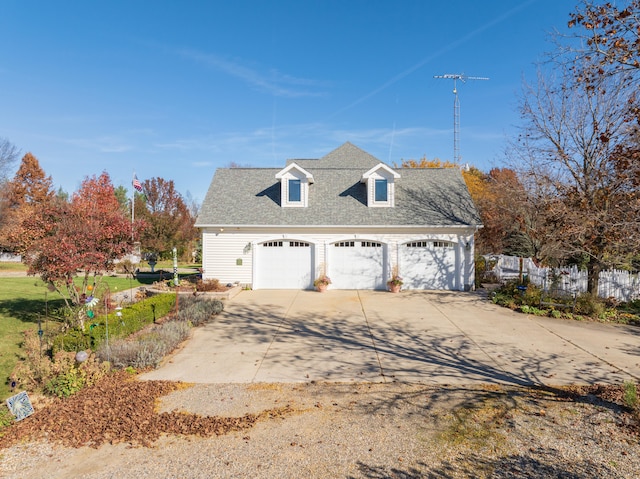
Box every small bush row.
[7,296,224,407]
[175,297,224,326]
[97,320,191,369]
[96,297,224,369]
[52,293,176,353]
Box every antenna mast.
[434,73,489,164]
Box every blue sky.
[0,0,574,203]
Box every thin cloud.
[177,49,328,98]
[333,0,537,116]
[59,136,133,153]
[154,124,451,168]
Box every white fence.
[485,255,537,282]
[487,255,640,302]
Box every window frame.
[374,178,388,202]
[288,178,302,203]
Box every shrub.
[53,293,176,353]
[574,293,605,317]
[624,381,638,410]
[132,340,171,369]
[195,279,228,292]
[474,256,486,289]
[9,330,109,397]
[98,319,191,369]
[45,366,85,398]
[9,330,53,391]
[100,341,139,369]
[176,297,224,326]
[491,281,542,310]
[519,305,547,316]
[522,285,542,307]
[52,329,91,354]
[0,405,13,429]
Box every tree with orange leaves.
[13,172,134,329]
[0,152,55,252]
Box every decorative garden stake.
[173,247,179,287]
[37,318,43,356]
[6,391,34,421]
[104,285,110,363]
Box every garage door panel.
[255,240,313,289]
[329,241,386,290]
[401,241,457,290]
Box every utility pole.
[434,74,489,164]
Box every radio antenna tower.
[434,73,489,164]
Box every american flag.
[132,174,143,192]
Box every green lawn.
[0,262,27,272]
[0,275,145,400]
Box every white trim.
[197,224,480,230]
[360,164,400,208]
[275,162,314,182]
[275,162,314,208]
[361,163,401,180]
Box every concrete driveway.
[141,290,640,386]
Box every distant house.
[196,142,482,291]
[0,252,21,263]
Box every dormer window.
[289,179,301,202]
[375,179,388,202]
[361,163,400,207]
[276,163,314,207]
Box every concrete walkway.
[141,290,640,386]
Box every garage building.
[196,143,482,291]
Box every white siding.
[201,227,476,290]
[201,230,255,285]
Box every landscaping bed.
[489,281,640,326]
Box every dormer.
[275,163,314,207]
[361,163,400,207]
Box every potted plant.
[314,274,331,292]
[387,272,403,293]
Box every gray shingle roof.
[196,143,481,227]
[286,142,383,169]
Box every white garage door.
[254,240,313,289]
[328,240,386,290]
[400,240,457,290]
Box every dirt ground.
[1,373,639,478]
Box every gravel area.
[1,380,639,478]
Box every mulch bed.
[0,371,292,449]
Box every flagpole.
[131,172,135,242]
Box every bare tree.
[0,137,20,181]
[184,190,201,219]
[513,64,640,294]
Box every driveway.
[141,290,640,385]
